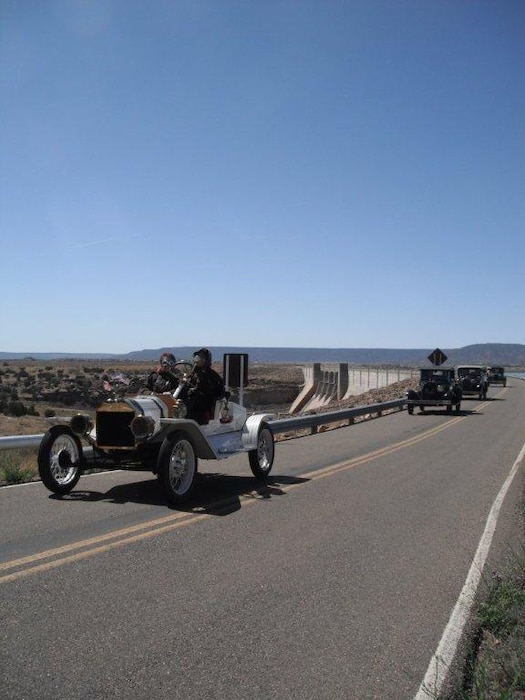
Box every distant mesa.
[1,343,524,366]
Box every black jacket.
[184,367,225,422]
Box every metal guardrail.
[270,398,406,434]
[0,434,45,450]
[0,398,406,452]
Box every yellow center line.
[304,415,464,481]
[0,510,195,573]
[0,513,211,584]
[1,399,492,584]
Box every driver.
[146,352,181,393]
[176,348,225,424]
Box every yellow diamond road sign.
[428,348,448,366]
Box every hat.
[193,348,212,365]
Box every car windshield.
[458,367,482,378]
[420,370,453,381]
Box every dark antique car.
[406,367,462,414]
[37,357,275,505]
[487,366,507,387]
[456,365,489,399]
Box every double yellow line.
[0,397,495,585]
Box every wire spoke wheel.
[249,423,275,479]
[158,433,198,505]
[38,427,83,494]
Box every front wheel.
[158,432,198,505]
[249,423,275,480]
[38,426,83,494]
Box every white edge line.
[1,470,123,490]
[414,438,525,699]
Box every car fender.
[159,418,218,459]
[242,414,275,451]
[45,423,75,438]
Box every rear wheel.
[249,423,274,480]
[38,426,83,494]
[158,432,198,505]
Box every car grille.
[96,410,135,448]
[422,382,438,399]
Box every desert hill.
[1,343,525,366]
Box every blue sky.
[1,0,523,353]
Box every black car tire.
[249,423,275,480]
[38,426,83,494]
[158,432,198,505]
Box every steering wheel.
[174,361,194,376]
[146,361,194,393]
[146,370,178,392]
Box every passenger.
[146,352,181,393]
[176,348,225,424]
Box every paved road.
[1,381,524,700]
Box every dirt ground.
[0,363,303,437]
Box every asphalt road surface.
[1,380,524,700]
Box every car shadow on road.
[413,408,479,416]
[52,473,309,517]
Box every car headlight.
[172,402,187,419]
[130,415,156,440]
[70,413,93,436]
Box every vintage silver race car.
[37,357,275,505]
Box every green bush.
[0,451,36,485]
[7,400,27,417]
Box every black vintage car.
[406,367,462,414]
[487,366,507,387]
[456,365,489,399]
